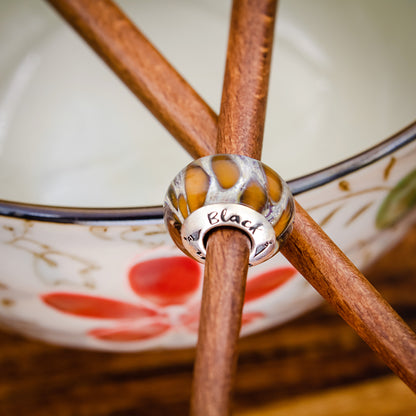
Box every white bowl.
[0,0,415,351]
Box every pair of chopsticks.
[47,0,416,414]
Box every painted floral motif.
[89,223,169,248]
[0,282,15,309]
[1,220,99,288]
[303,155,412,228]
[376,169,416,229]
[297,150,416,267]
[41,256,296,343]
[129,257,201,306]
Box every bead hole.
[202,226,254,252]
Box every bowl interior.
[0,0,415,207]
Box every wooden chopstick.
[282,202,416,389]
[47,0,416,393]
[192,229,250,416]
[190,1,278,414]
[215,0,277,161]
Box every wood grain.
[46,0,217,159]
[191,1,278,414]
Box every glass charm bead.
[164,154,295,266]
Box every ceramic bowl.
[0,0,415,351]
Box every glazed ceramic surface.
[1,139,416,351]
[0,0,416,351]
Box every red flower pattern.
[42,292,159,319]
[41,256,296,343]
[89,320,171,342]
[129,257,201,306]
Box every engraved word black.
[207,209,263,234]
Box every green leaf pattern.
[376,169,416,229]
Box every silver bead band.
[182,203,277,266]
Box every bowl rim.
[1,120,415,225]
